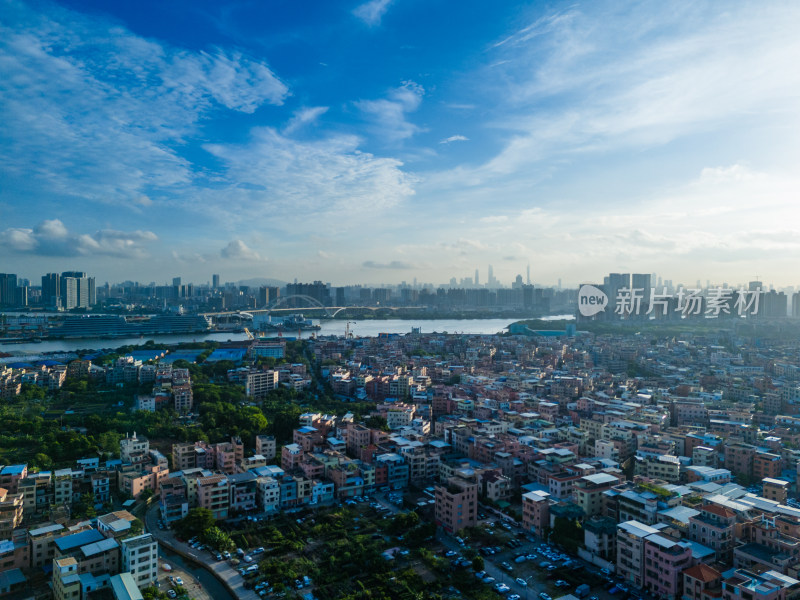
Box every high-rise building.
[60,271,95,309]
[604,273,631,318]
[42,273,61,308]
[0,273,18,306]
[212,274,220,289]
[474,269,479,286]
[60,276,78,309]
[631,273,652,315]
[172,277,181,287]
[258,286,279,307]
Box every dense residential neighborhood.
[3,323,800,600]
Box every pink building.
[197,475,229,519]
[642,533,692,600]
[0,465,27,494]
[522,490,551,537]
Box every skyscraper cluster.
[41,272,96,309]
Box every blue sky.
[2,0,800,288]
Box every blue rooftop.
[55,529,104,552]
[162,350,204,364]
[0,568,25,588]
[126,350,166,361]
[205,349,247,363]
[1,465,27,475]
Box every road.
[144,504,259,600]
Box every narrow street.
[144,504,259,600]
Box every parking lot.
[436,512,644,600]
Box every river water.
[0,316,573,355]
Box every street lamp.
[524,574,536,600]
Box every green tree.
[33,452,53,470]
[364,416,390,432]
[202,526,235,551]
[130,519,144,535]
[141,586,168,600]
[387,511,419,536]
[472,555,484,571]
[175,508,215,539]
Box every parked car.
[539,594,552,600]
[174,577,184,586]
[515,578,528,587]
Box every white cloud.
[284,106,329,134]
[697,164,761,185]
[442,4,800,187]
[356,81,425,142]
[204,128,416,216]
[220,239,264,261]
[0,2,288,206]
[363,260,413,269]
[440,135,469,144]
[352,0,392,26]
[0,219,157,258]
[133,195,153,207]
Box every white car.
[516,578,527,587]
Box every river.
[0,315,573,355]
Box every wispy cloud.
[441,4,800,188]
[0,1,287,206]
[356,81,425,142]
[363,260,413,269]
[352,0,392,27]
[0,219,157,258]
[284,106,329,134]
[440,135,469,144]
[204,128,416,216]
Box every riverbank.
[1,317,550,355]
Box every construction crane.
[243,327,254,340]
[345,321,355,339]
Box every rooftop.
[54,529,104,553]
[684,563,722,583]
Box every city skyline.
[3,1,800,284]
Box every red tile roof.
[684,563,722,583]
